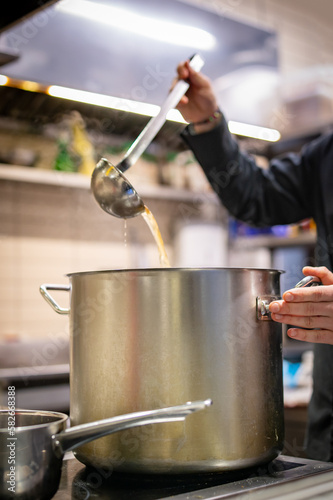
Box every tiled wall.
[0,177,217,339]
[192,0,333,135]
[192,0,333,74]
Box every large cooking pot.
[40,267,284,473]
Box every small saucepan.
[0,400,211,500]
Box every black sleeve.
[181,116,314,227]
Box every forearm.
[181,117,272,225]
[182,114,237,173]
[181,116,311,227]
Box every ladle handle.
[52,399,212,457]
[117,53,204,173]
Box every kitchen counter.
[0,364,70,413]
[54,454,333,500]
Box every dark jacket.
[182,116,333,461]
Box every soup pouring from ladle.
[91,54,204,219]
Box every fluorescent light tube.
[56,0,216,50]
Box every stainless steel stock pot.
[40,267,284,473]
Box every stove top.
[54,454,333,500]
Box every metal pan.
[0,400,210,500]
[40,267,284,473]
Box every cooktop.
[54,454,333,500]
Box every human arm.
[176,60,333,344]
[175,59,315,227]
[269,266,333,344]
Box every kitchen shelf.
[0,164,219,204]
[231,232,316,249]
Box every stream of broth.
[141,206,170,267]
[123,219,127,247]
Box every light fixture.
[0,74,8,86]
[48,84,280,141]
[0,76,281,142]
[228,121,281,142]
[47,85,162,118]
[56,0,216,50]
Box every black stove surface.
[54,455,333,500]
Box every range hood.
[0,1,60,67]
[0,0,58,33]
[0,0,280,134]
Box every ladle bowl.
[91,158,145,218]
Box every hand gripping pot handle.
[256,275,323,320]
[40,284,70,314]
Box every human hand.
[174,59,218,124]
[269,266,333,344]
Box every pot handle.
[294,275,322,288]
[52,399,212,457]
[39,284,70,315]
[256,295,280,321]
[257,275,323,320]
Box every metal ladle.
[91,54,204,218]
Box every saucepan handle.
[52,399,212,457]
[39,284,70,315]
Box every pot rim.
[66,267,285,277]
[0,409,68,431]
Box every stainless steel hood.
[0,1,58,33]
[0,0,279,131]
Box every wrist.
[190,108,222,134]
[192,109,222,126]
